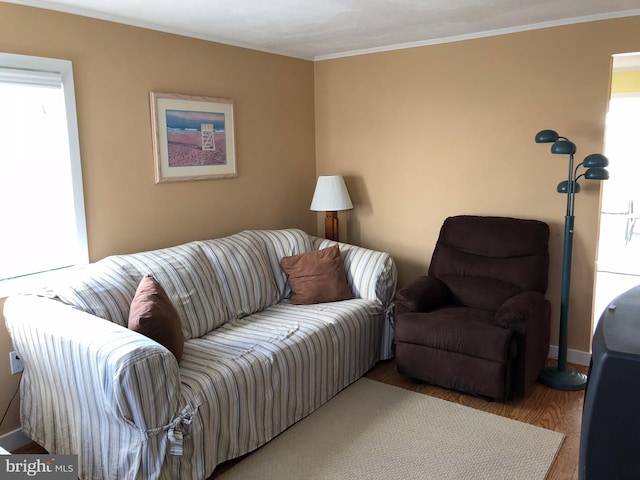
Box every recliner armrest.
[493,290,549,332]
[395,275,449,316]
[493,290,551,397]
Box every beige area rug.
[218,378,564,480]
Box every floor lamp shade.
[310,175,353,242]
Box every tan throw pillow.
[280,245,353,305]
[128,275,185,362]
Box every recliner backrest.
[428,215,549,311]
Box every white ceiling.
[6,0,640,60]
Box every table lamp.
[310,175,353,242]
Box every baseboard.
[0,428,31,452]
[548,345,592,367]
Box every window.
[0,53,87,296]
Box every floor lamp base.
[538,365,588,391]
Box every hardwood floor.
[11,442,47,454]
[14,358,587,479]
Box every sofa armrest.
[395,275,449,316]
[4,295,188,455]
[312,237,397,307]
[312,237,397,359]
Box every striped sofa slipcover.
[4,229,397,479]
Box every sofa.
[4,228,396,479]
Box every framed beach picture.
[150,92,236,183]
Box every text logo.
[1,455,77,479]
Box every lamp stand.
[324,211,339,242]
[539,151,587,391]
[538,214,588,390]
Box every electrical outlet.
[9,351,23,375]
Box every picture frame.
[150,92,236,183]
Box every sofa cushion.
[128,275,185,361]
[110,242,228,339]
[239,229,313,300]
[178,299,385,465]
[197,233,279,320]
[280,245,353,305]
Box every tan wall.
[0,3,316,436]
[315,17,640,356]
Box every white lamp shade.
[310,175,353,211]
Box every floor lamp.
[310,175,353,242]
[535,129,610,390]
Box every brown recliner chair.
[395,215,551,400]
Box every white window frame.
[0,53,88,297]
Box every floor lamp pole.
[558,214,574,372]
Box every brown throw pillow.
[128,275,185,362]
[280,245,353,305]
